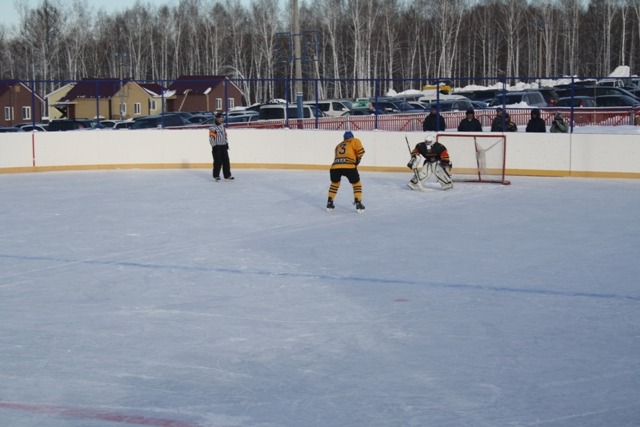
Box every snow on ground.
[1,169,639,427]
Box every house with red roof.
[0,80,45,127]
[53,79,168,120]
[166,75,245,114]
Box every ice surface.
[1,169,639,426]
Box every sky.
[1,168,639,426]
[0,0,256,27]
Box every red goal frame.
[436,133,511,185]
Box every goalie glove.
[407,155,419,170]
[440,161,452,172]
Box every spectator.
[458,109,483,132]
[526,108,547,133]
[490,108,505,132]
[550,112,569,133]
[423,106,446,132]
[504,113,518,132]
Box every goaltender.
[407,132,453,191]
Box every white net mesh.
[436,134,509,184]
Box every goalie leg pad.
[408,172,425,190]
[417,163,432,181]
[434,163,453,190]
[407,179,425,191]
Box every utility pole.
[116,52,128,120]
[293,0,303,116]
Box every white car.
[303,99,352,117]
[258,104,326,120]
[21,124,49,132]
[113,120,134,130]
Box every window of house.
[22,106,31,120]
[227,98,235,109]
[4,107,13,121]
[150,100,157,111]
[216,98,222,110]
[134,103,141,115]
[120,103,127,116]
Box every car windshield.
[491,94,527,105]
[392,100,416,111]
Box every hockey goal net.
[436,133,510,185]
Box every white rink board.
[0,128,639,177]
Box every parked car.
[407,101,429,111]
[100,120,119,128]
[470,100,489,109]
[244,104,262,114]
[47,119,103,131]
[227,108,254,117]
[347,98,383,115]
[455,89,500,103]
[113,120,134,129]
[203,113,258,125]
[594,95,640,107]
[371,98,424,114]
[223,110,258,120]
[304,99,353,117]
[557,85,640,102]
[21,124,49,132]
[13,123,34,129]
[131,113,193,129]
[556,96,597,108]
[258,104,325,120]
[529,87,559,106]
[188,114,214,124]
[226,113,259,123]
[488,90,547,107]
[427,98,476,112]
[346,109,380,116]
[0,126,23,132]
[553,80,598,97]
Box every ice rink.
[1,168,639,427]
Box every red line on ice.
[0,400,201,427]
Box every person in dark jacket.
[504,113,518,132]
[491,108,507,132]
[458,109,483,132]
[423,106,446,132]
[526,108,547,133]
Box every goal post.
[436,133,510,185]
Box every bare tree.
[430,0,465,77]
[345,0,384,97]
[496,0,527,78]
[249,0,283,101]
[559,0,583,76]
[16,0,65,93]
[4,0,640,102]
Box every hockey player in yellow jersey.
[327,131,366,213]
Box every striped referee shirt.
[208,123,228,147]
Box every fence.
[221,108,639,133]
[1,76,639,132]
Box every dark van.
[47,119,102,131]
[131,113,193,129]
